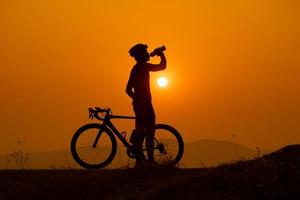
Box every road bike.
[71,107,184,169]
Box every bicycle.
[71,107,184,169]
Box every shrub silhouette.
[6,139,30,169]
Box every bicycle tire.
[143,124,184,167]
[71,123,117,169]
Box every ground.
[0,145,299,200]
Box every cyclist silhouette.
[126,44,166,167]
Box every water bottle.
[150,46,166,57]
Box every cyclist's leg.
[145,127,155,161]
[134,126,145,162]
[144,103,156,161]
[133,104,147,165]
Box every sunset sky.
[1,0,299,154]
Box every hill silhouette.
[181,139,268,167]
[154,144,300,199]
[0,140,267,169]
[0,144,299,199]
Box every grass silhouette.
[5,139,30,169]
[0,144,299,199]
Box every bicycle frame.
[94,114,136,148]
[71,107,184,169]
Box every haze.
[1,0,299,154]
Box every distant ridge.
[0,139,269,169]
[181,139,268,167]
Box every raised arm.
[147,53,167,71]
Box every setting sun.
[157,77,168,88]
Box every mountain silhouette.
[181,139,269,167]
[0,140,268,169]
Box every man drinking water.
[126,44,166,167]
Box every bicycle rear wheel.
[71,123,117,169]
[143,124,184,167]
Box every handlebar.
[88,107,135,121]
[89,107,111,120]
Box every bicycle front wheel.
[143,124,184,167]
[71,123,117,169]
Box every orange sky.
[1,0,299,153]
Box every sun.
[157,77,168,88]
